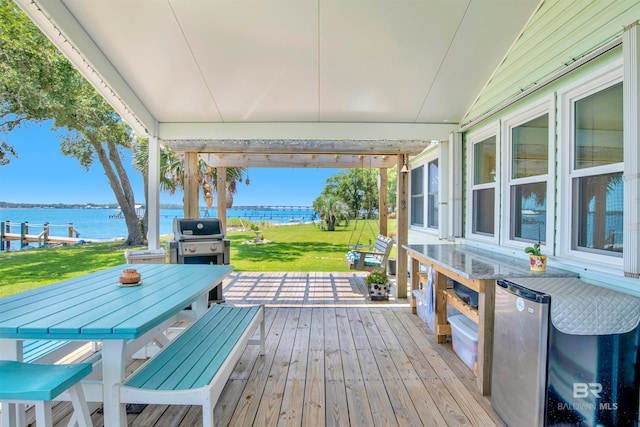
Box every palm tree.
[313,194,350,231]
[132,138,247,213]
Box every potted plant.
[365,270,390,300]
[525,242,547,272]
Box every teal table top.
[0,264,233,340]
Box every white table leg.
[0,338,20,360]
[0,339,25,427]
[191,293,210,318]
[1,403,16,427]
[101,340,127,427]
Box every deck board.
[40,271,504,427]
[279,306,311,425]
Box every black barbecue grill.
[168,218,230,303]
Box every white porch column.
[147,135,160,250]
[624,21,640,277]
[448,131,463,239]
[437,139,449,240]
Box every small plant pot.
[120,268,141,284]
[387,258,397,276]
[529,255,547,273]
[368,283,390,300]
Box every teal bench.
[23,340,86,364]
[0,361,93,427]
[346,234,393,272]
[120,304,265,427]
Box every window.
[410,165,424,226]
[511,182,547,242]
[471,135,497,237]
[509,114,549,243]
[473,188,495,235]
[571,82,623,255]
[427,160,439,228]
[574,84,624,169]
[573,172,623,252]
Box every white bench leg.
[68,383,92,427]
[259,319,265,355]
[35,401,53,427]
[3,403,25,427]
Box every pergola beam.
[164,139,431,156]
[201,153,398,168]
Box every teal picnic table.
[0,263,233,427]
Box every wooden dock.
[1,221,83,250]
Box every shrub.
[365,270,388,285]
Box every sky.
[0,122,341,207]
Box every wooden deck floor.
[44,271,504,427]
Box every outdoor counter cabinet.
[0,263,233,427]
[403,243,578,396]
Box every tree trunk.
[91,137,144,246]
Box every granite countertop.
[404,244,579,280]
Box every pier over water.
[1,221,82,251]
[160,206,316,223]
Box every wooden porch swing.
[345,234,393,272]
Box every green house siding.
[463,0,640,126]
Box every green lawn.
[0,241,128,297]
[229,220,395,271]
[0,219,396,298]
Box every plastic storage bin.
[414,289,433,330]
[125,248,166,264]
[448,314,478,371]
[414,289,459,332]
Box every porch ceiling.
[16,0,539,154]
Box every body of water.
[0,207,316,242]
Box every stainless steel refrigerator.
[491,279,551,427]
[492,278,640,427]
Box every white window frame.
[501,96,555,254]
[409,149,439,236]
[410,164,425,227]
[427,158,439,229]
[466,122,500,244]
[557,62,624,267]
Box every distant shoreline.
[0,202,183,210]
[0,206,317,241]
[0,202,313,211]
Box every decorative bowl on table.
[119,268,141,285]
